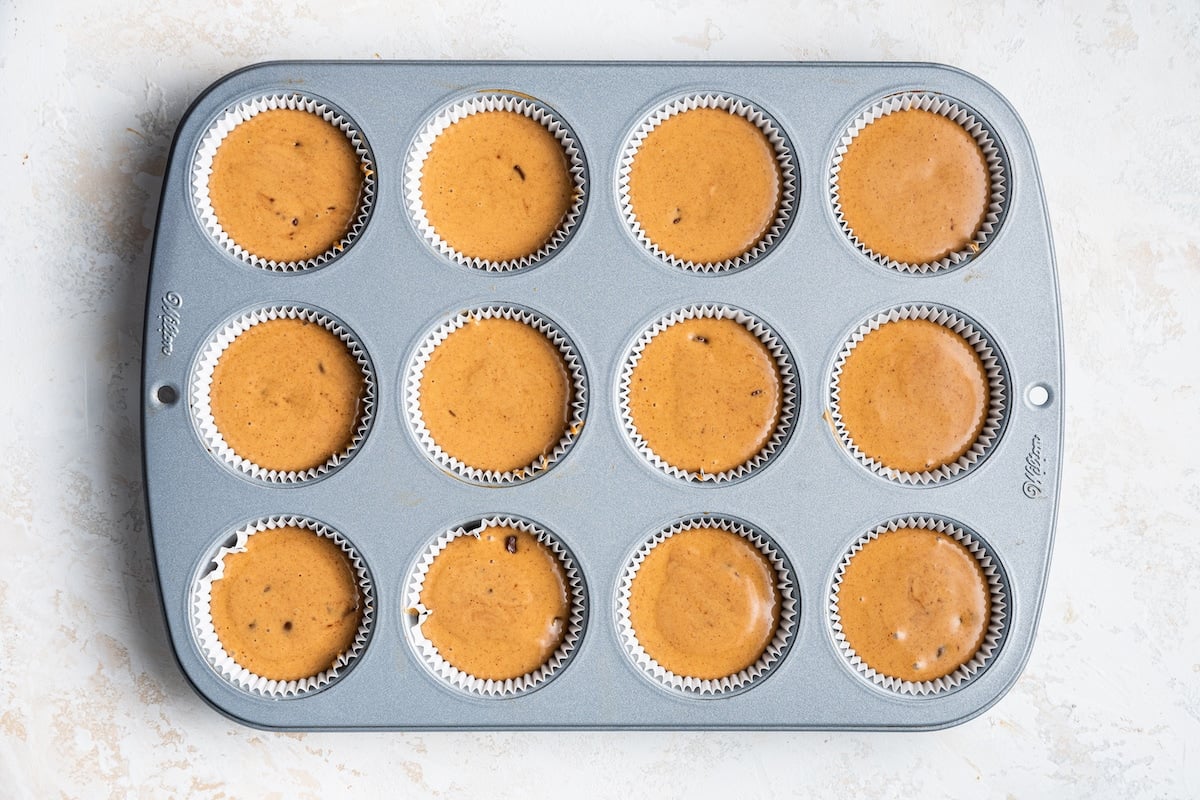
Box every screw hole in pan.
[1026,383,1052,408]
[154,385,179,406]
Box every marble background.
[1,0,1197,796]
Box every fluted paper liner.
[192,93,375,272]
[618,93,797,273]
[191,305,376,484]
[829,515,1007,696]
[618,304,797,484]
[405,516,586,697]
[616,515,797,697]
[405,93,587,272]
[830,92,1007,274]
[406,305,587,485]
[192,515,375,698]
[828,304,1007,485]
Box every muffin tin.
[141,60,1062,730]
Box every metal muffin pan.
[141,60,1062,730]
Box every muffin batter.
[629,527,780,680]
[628,317,781,474]
[418,525,570,681]
[628,107,781,264]
[420,110,574,262]
[210,317,366,473]
[836,318,988,474]
[837,108,989,265]
[837,527,990,683]
[209,526,363,682]
[209,108,365,263]
[419,317,572,474]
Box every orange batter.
[419,317,571,474]
[629,317,781,474]
[209,526,363,682]
[628,107,781,264]
[209,108,365,263]
[837,527,990,683]
[837,108,989,265]
[210,318,366,473]
[418,525,570,681]
[836,318,987,474]
[420,110,574,262]
[629,527,780,680]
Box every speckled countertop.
[1,1,1197,797]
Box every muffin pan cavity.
[617,303,797,485]
[404,515,586,698]
[828,304,1008,486]
[192,93,376,272]
[190,304,376,484]
[618,92,797,273]
[405,92,588,272]
[829,515,1008,697]
[144,61,1061,730]
[829,91,1007,274]
[405,304,587,485]
[191,515,375,698]
[616,514,797,698]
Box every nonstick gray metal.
[142,61,1062,730]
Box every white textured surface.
[1,0,1198,796]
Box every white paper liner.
[617,93,797,273]
[192,515,375,698]
[405,305,587,485]
[616,515,797,697]
[618,304,797,484]
[404,93,587,272]
[829,515,1007,696]
[192,93,375,272]
[190,305,376,484]
[828,304,1007,485]
[829,92,1007,274]
[404,515,586,697]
